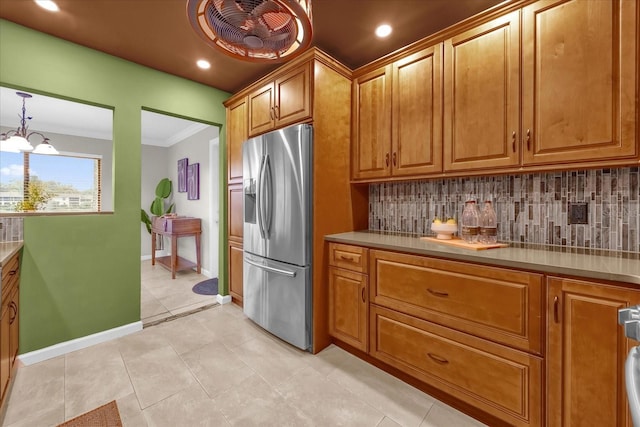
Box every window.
[0,151,102,213]
[1,86,113,213]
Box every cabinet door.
[228,183,244,243]
[352,65,392,180]
[522,0,637,165]
[9,287,18,366]
[328,267,368,352]
[0,304,9,402]
[228,241,243,304]
[248,82,275,137]
[392,44,443,176]
[444,11,520,172]
[227,96,248,184]
[547,277,640,427]
[274,63,312,129]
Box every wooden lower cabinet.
[0,250,20,410]
[328,267,368,352]
[0,302,10,403]
[228,242,243,305]
[370,305,542,427]
[547,276,640,427]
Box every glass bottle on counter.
[479,200,498,244]
[461,200,480,243]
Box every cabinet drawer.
[1,253,20,301]
[329,243,368,273]
[371,305,542,427]
[370,250,543,354]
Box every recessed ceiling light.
[196,60,211,69]
[35,0,59,12]
[375,24,392,38]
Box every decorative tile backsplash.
[369,167,640,253]
[0,217,24,242]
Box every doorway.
[139,110,221,325]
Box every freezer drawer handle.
[245,257,297,278]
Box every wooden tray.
[420,236,509,250]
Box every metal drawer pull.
[361,287,365,303]
[427,353,449,364]
[553,296,559,323]
[427,288,449,298]
[339,255,355,262]
[8,269,17,276]
[385,153,390,167]
[526,129,531,150]
[512,131,516,152]
[9,302,17,324]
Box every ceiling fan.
[187,0,313,62]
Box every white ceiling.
[0,87,208,147]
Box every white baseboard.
[217,294,231,304]
[18,321,143,366]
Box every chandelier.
[0,92,59,155]
[186,0,312,62]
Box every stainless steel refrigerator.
[242,123,312,350]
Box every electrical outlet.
[569,202,588,224]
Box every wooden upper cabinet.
[353,45,444,180]
[392,45,443,176]
[522,0,638,166]
[248,82,275,137]
[444,11,521,172]
[248,62,311,137]
[273,63,312,129]
[227,96,247,184]
[547,277,640,427]
[352,65,392,180]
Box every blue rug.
[192,278,218,295]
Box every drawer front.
[371,305,542,427]
[153,217,201,234]
[1,253,20,300]
[329,243,368,273]
[370,250,543,354]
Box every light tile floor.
[1,302,488,427]
[140,260,217,326]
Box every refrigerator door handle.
[257,155,266,238]
[263,154,273,237]
[244,257,297,278]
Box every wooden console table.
[151,216,201,279]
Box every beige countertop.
[325,231,640,285]
[0,241,23,267]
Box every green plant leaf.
[167,203,175,213]
[141,209,152,233]
[150,197,164,216]
[155,178,172,199]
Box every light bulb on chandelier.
[0,92,59,155]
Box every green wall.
[0,20,230,353]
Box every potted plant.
[15,180,53,212]
[141,178,175,248]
